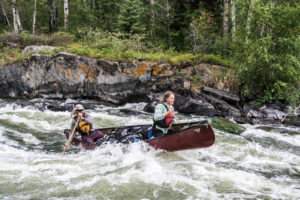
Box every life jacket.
[153,104,174,129]
[75,116,92,135]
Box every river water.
[0,99,299,200]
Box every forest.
[0,0,299,106]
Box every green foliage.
[169,53,197,65]
[50,32,75,45]
[38,48,61,56]
[0,31,73,46]
[189,12,217,54]
[0,0,299,105]
[202,54,233,68]
[117,0,147,34]
[0,48,27,66]
[234,1,300,106]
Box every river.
[0,99,299,200]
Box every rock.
[243,104,286,121]
[143,101,157,113]
[202,86,240,103]
[0,64,30,98]
[283,116,300,127]
[211,117,246,135]
[174,94,219,117]
[183,81,191,90]
[143,93,219,117]
[200,93,241,118]
[22,46,57,54]
[259,105,286,120]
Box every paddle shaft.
[62,118,80,156]
[168,112,180,129]
[172,114,180,123]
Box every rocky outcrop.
[0,50,298,125]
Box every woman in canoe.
[152,91,178,138]
[66,104,104,147]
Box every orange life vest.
[77,121,91,135]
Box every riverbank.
[0,47,299,127]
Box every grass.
[0,31,233,67]
[0,49,28,66]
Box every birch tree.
[150,0,155,38]
[64,0,68,29]
[11,0,22,32]
[223,0,229,37]
[0,0,11,29]
[231,0,236,40]
[32,0,36,34]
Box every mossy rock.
[211,117,246,135]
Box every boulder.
[22,46,57,54]
[283,116,300,127]
[202,86,240,103]
[243,104,286,121]
[200,93,241,118]
[211,117,246,135]
[174,95,219,117]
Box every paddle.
[168,111,180,130]
[172,113,180,123]
[62,117,80,156]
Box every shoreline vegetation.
[0,31,232,67]
[0,0,299,107]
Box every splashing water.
[0,99,299,200]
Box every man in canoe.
[152,91,178,137]
[66,104,104,146]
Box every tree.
[231,0,236,40]
[223,0,229,37]
[234,0,300,105]
[47,0,59,33]
[0,0,11,30]
[150,0,155,38]
[118,0,147,34]
[64,0,68,30]
[32,0,36,34]
[12,0,23,32]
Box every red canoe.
[63,120,215,152]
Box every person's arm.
[154,104,166,121]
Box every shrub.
[6,32,21,43]
[202,54,232,68]
[50,32,75,45]
[0,48,27,66]
[169,53,197,65]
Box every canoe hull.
[63,121,215,152]
[146,125,214,151]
